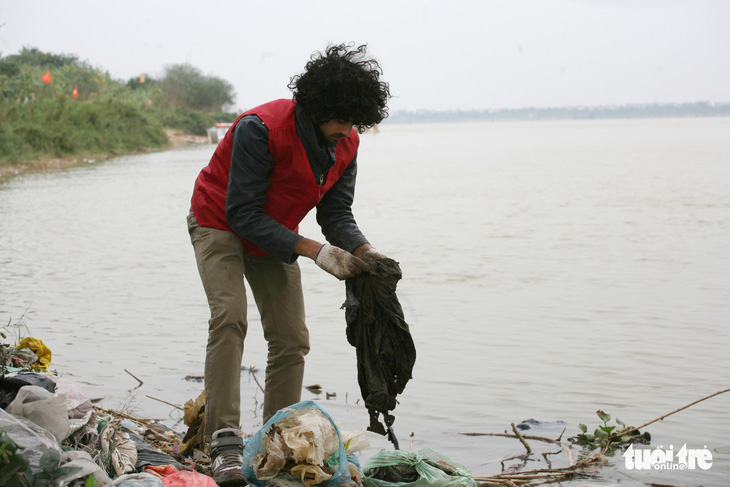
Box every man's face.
[318,120,354,146]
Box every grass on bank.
[0,47,238,168]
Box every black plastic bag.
[343,257,416,447]
[0,372,56,409]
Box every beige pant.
[187,211,310,442]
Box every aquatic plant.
[0,311,33,374]
[569,410,650,454]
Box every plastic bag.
[40,372,94,435]
[161,469,217,487]
[0,372,56,409]
[0,408,62,475]
[242,401,357,487]
[341,430,369,455]
[363,448,475,487]
[7,384,70,442]
[113,472,165,487]
[58,450,113,486]
[40,373,93,418]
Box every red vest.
[191,99,359,256]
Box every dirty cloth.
[343,258,416,440]
[16,336,52,371]
[100,419,138,476]
[123,427,182,471]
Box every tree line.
[0,47,238,164]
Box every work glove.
[363,247,388,260]
[315,244,369,280]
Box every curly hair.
[288,43,391,133]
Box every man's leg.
[244,255,310,422]
[187,211,248,443]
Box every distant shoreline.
[385,101,730,124]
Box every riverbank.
[0,130,208,182]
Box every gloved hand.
[363,247,388,260]
[315,244,370,280]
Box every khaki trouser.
[187,211,310,442]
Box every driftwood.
[124,368,143,388]
[146,394,184,411]
[608,387,730,441]
[462,388,730,485]
[473,454,604,485]
[460,432,561,444]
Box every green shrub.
[0,47,238,165]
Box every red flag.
[72,86,78,98]
[41,71,52,84]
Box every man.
[187,43,391,485]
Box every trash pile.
[0,337,215,487]
[2,337,480,487]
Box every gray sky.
[1,0,728,112]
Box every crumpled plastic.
[16,336,52,371]
[40,373,92,419]
[58,450,113,486]
[276,408,339,466]
[363,448,475,487]
[40,372,93,436]
[7,384,70,442]
[141,465,217,487]
[242,401,361,487]
[180,391,205,455]
[100,419,138,476]
[341,430,369,455]
[343,257,416,444]
[0,371,56,408]
[144,464,180,478]
[161,469,218,487]
[290,463,332,486]
[1,346,38,370]
[112,472,165,487]
[0,408,63,475]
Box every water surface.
[1,117,729,485]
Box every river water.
[1,117,729,485]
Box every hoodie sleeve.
[225,115,302,263]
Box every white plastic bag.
[7,384,70,442]
[242,401,357,487]
[58,450,112,486]
[0,408,62,475]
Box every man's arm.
[226,116,303,263]
[316,156,372,256]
